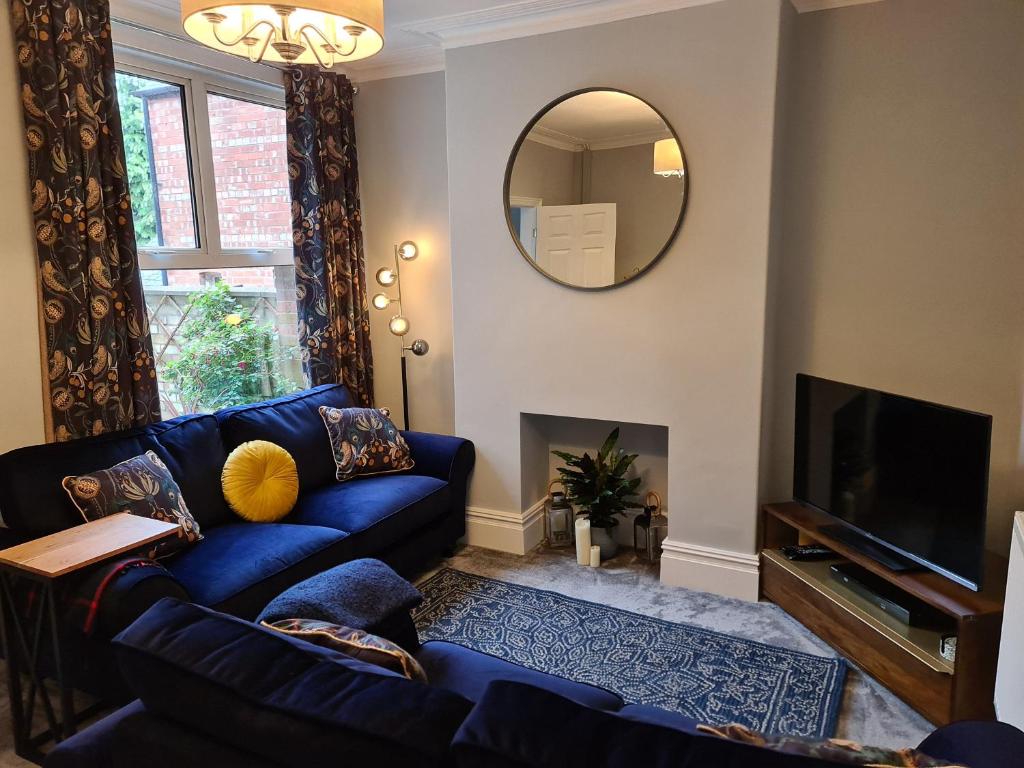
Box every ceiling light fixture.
[181,1,384,68]
[653,138,685,178]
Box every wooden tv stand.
[760,502,1005,725]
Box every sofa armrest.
[917,720,1024,768]
[402,432,475,484]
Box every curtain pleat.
[10,0,161,440]
[285,66,374,406]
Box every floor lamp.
[372,240,428,430]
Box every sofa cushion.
[165,523,348,608]
[617,703,700,735]
[221,441,299,523]
[917,721,1024,768]
[289,475,449,555]
[215,384,355,493]
[451,681,842,768]
[63,451,203,558]
[697,724,961,767]
[43,700,277,768]
[0,414,230,536]
[320,406,415,481]
[256,558,422,628]
[147,415,233,528]
[416,641,623,712]
[263,619,428,682]
[113,599,473,767]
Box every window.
[115,57,301,418]
[116,72,198,249]
[207,93,292,250]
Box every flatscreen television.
[793,374,991,591]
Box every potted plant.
[552,428,643,558]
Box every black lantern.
[544,479,575,548]
[633,491,667,561]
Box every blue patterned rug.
[413,569,846,738]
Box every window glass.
[115,72,198,249]
[208,93,292,250]
[142,268,302,416]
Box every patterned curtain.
[285,67,374,406]
[10,0,161,441]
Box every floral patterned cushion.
[62,451,202,558]
[263,618,427,682]
[697,724,963,767]
[319,406,415,482]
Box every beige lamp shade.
[182,0,384,66]
[653,138,685,177]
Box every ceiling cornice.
[342,45,445,83]
[400,0,723,50]
[109,0,888,86]
[528,125,671,152]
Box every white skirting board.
[465,499,545,555]
[659,538,761,601]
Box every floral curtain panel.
[11,0,161,440]
[285,67,374,406]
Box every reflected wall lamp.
[181,0,385,69]
[373,240,428,430]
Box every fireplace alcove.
[520,413,669,548]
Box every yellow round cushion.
[222,441,299,523]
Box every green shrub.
[164,282,300,413]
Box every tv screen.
[794,374,991,591]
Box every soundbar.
[829,562,944,628]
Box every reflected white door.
[536,203,616,287]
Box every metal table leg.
[0,574,75,764]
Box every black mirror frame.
[502,87,690,292]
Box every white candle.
[575,518,591,565]
[589,545,601,567]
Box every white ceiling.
[110,0,885,82]
[529,90,671,150]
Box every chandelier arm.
[209,18,277,48]
[297,23,359,57]
[299,28,336,68]
[248,25,277,63]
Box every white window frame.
[113,47,293,270]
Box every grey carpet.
[424,545,935,750]
[0,544,933,766]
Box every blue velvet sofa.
[0,384,474,696]
[44,599,1023,768]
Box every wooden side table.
[0,513,180,764]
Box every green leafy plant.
[164,282,299,413]
[115,72,158,247]
[552,428,643,529]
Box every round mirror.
[504,88,688,290]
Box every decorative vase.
[589,525,618,559]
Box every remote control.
[781,544,836,561]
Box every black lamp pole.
[401,354,410,430]
[401,339,429,431]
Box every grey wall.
[589,142,684,280]
[762,0,1024,553]
[446,0,783,573]
[356,71,455,435]
[508,140,578,206]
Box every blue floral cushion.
[319,406,414,482]
[263,618,427,682]
[62,451,202,558]
[697,724,963,767]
